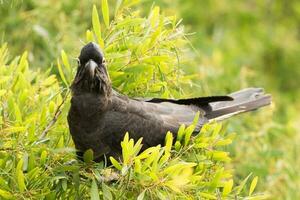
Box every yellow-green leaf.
[184,124,195,146]
[57,59,69,86]
[177,124,185,142]
[92,5,103,47]
[90,179,100,200]
[2,126,26,134]
[109,157,122,170]
[174,141,181,151]
[222,179,233,196]
[101,0,109,28]
[137,190,145,200]
[83,149,94,163]
[61,50,71,73]
[165,131,173,154]
[16,159,26,192]
[86,29,94,42]
[0,189,13,199]
[249,176,258,196]
[102,182,112,200]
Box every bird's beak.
[84,59,98,78]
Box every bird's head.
[71,42,111,96]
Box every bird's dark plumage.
[67,42,272,162]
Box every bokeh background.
[1,0,299,199]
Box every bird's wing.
[136,96,233,106]
[111,89,233,133]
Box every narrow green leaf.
[184,125,195,146]
[90,179,100,200]
[92,5,103,47]
[102,182,113,200]
[236,173,252,194]
[109,157,122,170]
[114,0,123,16]
[2,126,26,134]
[56,135,64,148]
[165,131,173,153]
[40,150,48,165]
[137,190,146,200]
[134,158,141,173]
[16,159,26,192]
[83,149,94,163]
[174,141,181,151]
[0,189,13,199]
[192,111,200,126]
[13,101,22,123]
[86,29,94,42]
[61,50,71,73]
[177,124,185,142]
[101,0,110,28]
[57,59,69,86]
[222,179,233,196]
[249,176,258,196]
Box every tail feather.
[205,88,272,121]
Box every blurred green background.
[1,0,299,199]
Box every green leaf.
[16,159,26,192]
[222,179,233,196]
[40,150,48,165]
[177,124,185,142]
[102,182,113,200]
[215,139,232,146]
[199,192,217,199]
[165,131,173,154]
[109,157,122,170]
[56,135,64,148]
[101,0,109,28]
[184,124,195,146]
[86,29,94,42]
[137,190,146,200]
[83,149,94,163]
[92,5,103,47]
[2,126,26,134]
[114,0,123,16]
[61,50,71,73]
[192,111,200,126]
[0,189,13,199]
[57,59,69,86]
[249,176,258,196]
[236,173,252,194]
[90,179,100,200]
[174,141,181,151]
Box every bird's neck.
[70,93,111,117]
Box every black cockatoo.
[67,42,271,161]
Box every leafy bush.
[0,1,268,199]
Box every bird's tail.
[205,88,272,121]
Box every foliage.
[1,0,299,199]
[0,1,268,199]
[0,44,265,198]
[151,1,300,199]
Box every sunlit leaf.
[110,157,122,170]
[249,176,258,196]
[16,159,26,192]
[101,0,110,28]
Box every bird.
[67,42,272,162]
